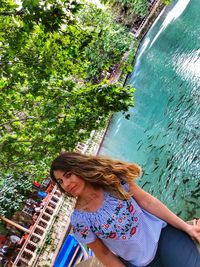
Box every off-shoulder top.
[71,183,167,266]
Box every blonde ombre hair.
[50,152,142,200]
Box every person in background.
[9,235,20,245]
[31,202,44,222]
[50,152,200,267]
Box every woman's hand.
[186,219,200,244]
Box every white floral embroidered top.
[71,183,167,266]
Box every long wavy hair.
[50,152,142,200]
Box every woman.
[50,152,200,267]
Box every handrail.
[12,185,63,266]
[12,141,94,266]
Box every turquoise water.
[99,0,200,220]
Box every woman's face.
[53,170,86,197]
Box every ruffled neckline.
[73,191,112,215]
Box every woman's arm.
[129,181,200,243]
[87,238,126,267]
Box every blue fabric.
[157,225,200,267]
[37,191,47,199]
[71,183,166,266]
[119,225,200,267]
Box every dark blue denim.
[119,225,200,267]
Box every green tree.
[0,0,136,217]
[101,0,149,27]
[0,174,32,217]
[78,2,133,82]
[163,0,171,5]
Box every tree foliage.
[101,0,149,27]
[163,0,171,5]
[0,174,32,217]
[77,2,133,82]
[0,0,136,216]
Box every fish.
[159,144,166,150]
[186,98,193,103]
[179,94,185,101]
[191,155,198,162]
[166,158,171,167]
[147,135,154,140]
[185,103,193,111]
[185,199,198,206]
[153,135,160,142]
[158,170,165,182]
[167,163,173,171]
[154,157,159,164]
[165,177,171,188]
[168,122,173,128]
[177,101,183,108]
[147,144,153,148]
[172,187,178,199]
[187,209,196,218]
[175,107,180,112]
[177,211,182,216]
[137,143,143,151]
[182,178,189,184]
[141,181,150,188]
[168,96,174,103]
[162,133,168,137]
[183,138,189,144]
[177,132,181,139]
[179,82,184,87]
[152,165,159,172]
[191,188,200,196]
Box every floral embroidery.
[128,204,134,213]
[89,198,139,240]
[72,224,90,239]
[73,194,139,241]
[130,227,137,235]
[109,233,117,239]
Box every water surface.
[100,0,200,220]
